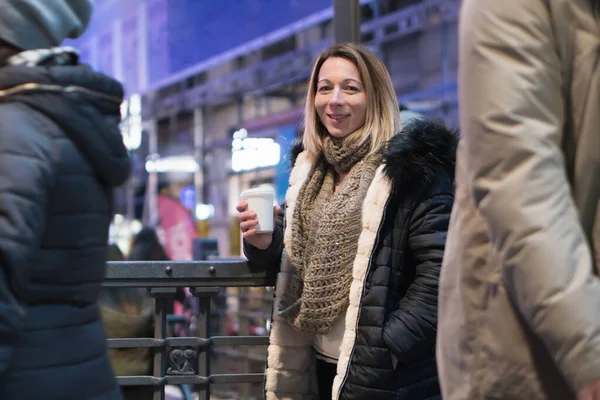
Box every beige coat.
[437,0,600,399]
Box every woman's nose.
[329,88,344,106]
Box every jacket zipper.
[335,193,392,400]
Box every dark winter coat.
[0,58,129,398]
[245,119,457,399]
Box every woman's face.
[315,57,367,139]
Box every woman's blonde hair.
[302,43,401,161]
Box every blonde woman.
[238,43,456,400]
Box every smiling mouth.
[327,114,349,122]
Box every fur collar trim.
[382,118,458,192]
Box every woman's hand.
[237,201,281,250]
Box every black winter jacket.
[245,119,456,400]
[0,58,129,398]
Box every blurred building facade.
[69,0,460,256]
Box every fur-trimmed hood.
[382,118,458,192]
[289,118,458,192]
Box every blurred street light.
[120,94,143,151]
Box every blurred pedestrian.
[100,243,153,400]
[238,43,456,399]
[115,227,188,399]
[437,1,600,399]
[129,227,170,263]
[0,0,130,398]
[128,227,187,320]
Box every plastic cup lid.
[240,187,275,199]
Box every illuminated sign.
[145,155,200,173]
[231,128,281,172]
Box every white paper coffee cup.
[240,187,275,233]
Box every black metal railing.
[104,260,275,400]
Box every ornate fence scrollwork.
[167,347,198,375]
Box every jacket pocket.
[392,357,439,399]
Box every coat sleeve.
[0,107,54,378]
[383,192,452,365]
[459,0,600,390]
[243,203,285,275]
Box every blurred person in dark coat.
[128,227,186,315]
[0,0,130,398]
[101,228,186,400]
[101,241,154,400]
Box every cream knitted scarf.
[279,133,381,333]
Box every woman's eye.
[317,86,331,92]
[346,86,359,92]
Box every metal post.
[369,0,383,56]
[333,0,360,44]
[239,287,251,399]
[146,119,159,227]
[126,151,135,223]
[192,287,220,400]
[236,97,244,124]
[150,288,173,400]
[193,108,205,220]
[440,12,450,118]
